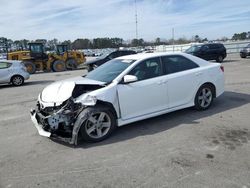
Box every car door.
[0,62,11,83]
[117,57,168,120]
[161,55,201,108]
[200,45,210,60]
[210,44,219,60]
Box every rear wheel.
[52,60,66,72]
[216,55,223,63]
[194,85,214,110]
[240,53,246,58]
[24,61,36,74]
[66,59,78,70]
[11,75,24,86]
[80,106,116,142]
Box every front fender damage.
[31,82,118,145]
[30,108,92,145]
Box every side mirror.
[123,75,138,84]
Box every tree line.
[0,31,249,52]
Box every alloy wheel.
[12,76,23,86]
[85,112,112,139]
[198,88,213,108]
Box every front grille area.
[40,107,60,116]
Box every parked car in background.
[240,43,250,58]
[31,52,224,144]
[82,49,95,57]
[85,50,136,71]
[0,60,30,86]
[185,43,227,62]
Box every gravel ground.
[0,54,250,188]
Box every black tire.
[52,60,66,72]
[216,55,223,63]
[194,84,214,111]
[79,106,117,142]
[66,59,78,70]
[87,64,94,72]
[11,75,24,86]
[24,61,36,74]
[240,53,246,58]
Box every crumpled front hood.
[41,81,75,103]
[41,76,106,103]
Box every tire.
[194,84,214,111]
[66,59,78,70]
[87,64,94,72]
[240,53,246,58]
[52,60,66,72]
[216,55,223,63]
[79,106,117,142]
[24,61,36,74]
[11,75,24,86]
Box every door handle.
[195,72,202,76]
[163,80,168,84]
[157,81,163,85]
[157,80,168,85]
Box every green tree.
[131,38,144,46]
[72,38,92,49]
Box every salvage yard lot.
[0,54,250,188]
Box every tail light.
[220,65,224,72]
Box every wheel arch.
[95,100,118,119]
[11,74,24,81]
[198,82,216,98]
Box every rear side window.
[210,44,218,49]
[0,62,11,69]
[161,55,199,74]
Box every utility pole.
[172,28,175,52]
[135,0,138,41]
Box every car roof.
[117,52,187,60]
[117,52,210,66]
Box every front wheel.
[87,64,94,72]
[194,85,214,110]
[80,106,117,142]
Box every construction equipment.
[54,44,86,70]
[7,43,85,74]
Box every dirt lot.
[0,54,250,188]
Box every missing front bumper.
[30,110,51,138]
[30,109,87,145]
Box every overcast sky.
[0,0,249,41]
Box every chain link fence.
[155,40,250,54]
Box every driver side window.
[129,57,162,81]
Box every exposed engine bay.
[31,82,106,145]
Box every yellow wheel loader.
[55,44,86,70]
[8,43,66,74]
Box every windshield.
[186,45,202,53]
[85,59,135,83]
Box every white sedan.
[31,52,224,144]
[0,60,30,86]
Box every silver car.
[0,60,30,86]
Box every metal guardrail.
[155,40,250,54]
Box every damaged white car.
[31,52,224,145]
